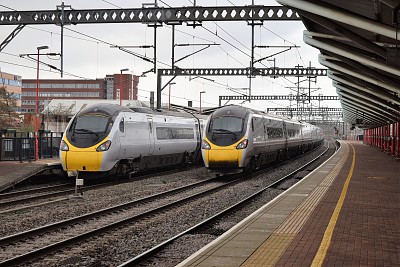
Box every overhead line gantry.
[0,5,332,112]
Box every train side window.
[251,118,255,132]
[119,118,124,132]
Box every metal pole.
[120,70,123,106]
[200,91,205,114]
[168,83,171,111]
[154,26,157,73]
[35,48,39,161]
[119,68,129,106]
[200,93,202,114]
[249,0,255,103]
[19,138,22,163]
[34,45,48,160]
[172,25,175,69]
[60,2,64,78]
[157,71,161,109]
[391,123,395,156]
[308,61,311,103]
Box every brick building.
[111,73,139,101]
[21,74,139,113]
[0,71,22,111]
[21,79,105,113]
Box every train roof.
[153,109,209,120]
[210,105,249,118]
[76,103,208,121]
[211,105,318,126]
[78,103,131,117]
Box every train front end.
[59,104,120,177]
[201,106,250,174]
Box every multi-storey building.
[21,74,139,112]
[0,71,22,111]
[111,73,139,101]
[21,79,105,113]
[105,74,114,99]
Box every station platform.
[178,141,400,267]
[0,158,61,192]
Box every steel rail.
[0,175,244,265]
[118,143,332,266]
[0,183,72,200]
[0,167,193,210]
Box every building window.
[4,139,13,152]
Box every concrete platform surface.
[177,141,400,267]
[0,158,61,192]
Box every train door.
[147,117,155,155]
[118,115,126,157]
[282,120,288,149]
[194,120,202,162]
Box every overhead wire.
[191,1,305,88]
[100,0,122,9]
[0,58,91,79]
[1,1,303,106]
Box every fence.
[0,132,62,161]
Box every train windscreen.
[210,116,243,133]
[75,115,109,133]
[207,116,245,146]
[66,114,112,148]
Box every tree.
[0,86,19,129]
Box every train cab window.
[66,114,112,148]
[119,118,124,132]
[74,115,109,133]
[209,116,243,133]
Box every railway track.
[0,174,246,265]
[0,167,197,213]
[0,140,337,266]
[118,141,334,266]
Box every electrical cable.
[1,2,308,105]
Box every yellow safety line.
[311,143,356,267]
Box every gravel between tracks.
[1,141,335,266]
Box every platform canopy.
[277,0,400,129]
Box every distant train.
[201,105,324,174]
[60,103,207,178]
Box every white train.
[60,103,207,178]
[201,105,324,174]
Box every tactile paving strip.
[241,144,349,266]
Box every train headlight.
[236,139,248,149]
[201,139,211,150]
[96,140,112,152]
[60,140,69,151]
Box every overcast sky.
[0,0,341,111]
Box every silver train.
[201,105,324,174]
[60,103,207,178]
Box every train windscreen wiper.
[213,128,237,137]
[74,128,99,138]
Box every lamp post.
[168,82,176,111]
[35,45,48,161]
[200,91,206,114]
[120,68,129,106]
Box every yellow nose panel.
[203,136,245,168]
[208,149,240,168]
[66,151,101,171]
[209,149,239,162]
